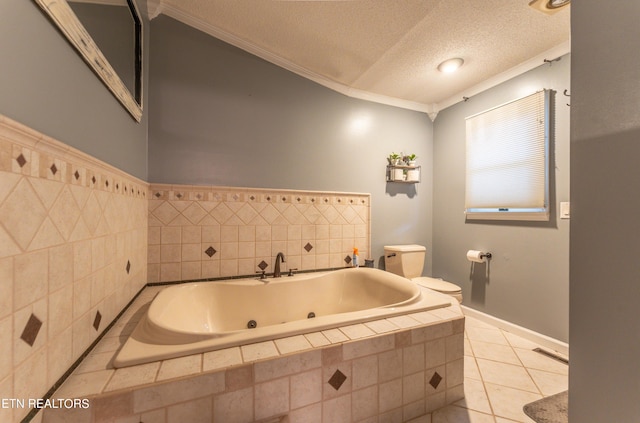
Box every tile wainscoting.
[148,184,371,283]
[42,286,464,423]
[0,115,148,423]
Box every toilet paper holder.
[480,252,492,260]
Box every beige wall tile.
[352,385,378,421]
[203,347,242,372]
[403,371,425,404]
[352,355,378,391]
[133,372,224,413]
[156,355,202,382]
[181,261,201,280]
[148,227,161,245]
[0,257,13,319]
[379,378,402,413]
[275,335,312,355]
[167,397,212,423]
[425,338,446,369]
[14,249,48,310]
[255,377,289,421]
[106,362,160,392]
[73,240,92,282]
[291,369,322,409]
[342,333,394,360]
[47,327,73,387]
[322,394,351,423]
[48,244,73,292]
[304,332,331,348]
[0,316,12,381]
[0,374,13,423]
[404,343,426,376]
[214,387,253,422]
[225,364,253,392]
[378,349,403,383]
[53,370,113,399]
[289,403,321,423]
[254,350,321,383]
[14,347,47,405]
[161,227,181,245]
[93,391,134,422]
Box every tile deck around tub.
[50,285,463,401]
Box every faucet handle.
[256,270,267,280]
[287,268,298,277]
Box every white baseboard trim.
[461,306,569,357]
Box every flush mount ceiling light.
[529,0,570,15]
[437,58,464,74]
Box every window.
[465,90,550,221]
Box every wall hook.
[463,96,470,102]
[563,89,570,106]
[544,57,562,65]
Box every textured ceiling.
[150,0,570,116]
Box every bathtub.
[113,267,452,367]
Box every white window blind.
[465,90,550,221]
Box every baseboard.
[461,306,569,357]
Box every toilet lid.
[413,277,461,293]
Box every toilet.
[384,244,463,303]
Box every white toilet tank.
[383,245,426,279]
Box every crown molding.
[157,3,436,116]
[153,3,569,120]
[435,40,571,113]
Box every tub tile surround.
[0,115,148,422]
[41,286,466,422]
[147,183,371,283]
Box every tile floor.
[430,315,568,423]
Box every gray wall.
[148,16,434,269]
[570,2,640,421]
[0,0,148,180]
[433,56,571,342]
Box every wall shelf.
[386,165,421,183]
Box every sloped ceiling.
[148,0,570,117]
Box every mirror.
[34,0,143,121]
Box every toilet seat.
[412,277,462,303]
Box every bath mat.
[523,390,568,423]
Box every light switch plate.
[560,202,570,219]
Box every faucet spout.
[274,252,286,278]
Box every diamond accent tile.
[344,255,352,264]
[91,176,96,184]
[74,170,80,180]
[16,153,27,168]
[126,260,131,274]
[304,242,313,252]
[258,260,268,271]
[93,310,102,331]
[155,192,162,198]
[205,246,217,257]
[328,369,347,391]
[20,314,43,347]
[50,163,57,175]
[176,192,183,199]
[429,371,443,389]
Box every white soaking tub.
[114,267,452,367]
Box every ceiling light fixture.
[529,0,570,15]
[437,58,464,74]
